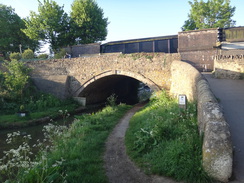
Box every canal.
[0,105,104,159]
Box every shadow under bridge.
[76,71,160,105]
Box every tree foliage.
[9,52,21,61]
[0,60,31,101]
[182,0,236,31]
[0,4,39,58]
[22,0,73,52]
[22,49,34,59]
[71,0,108,44]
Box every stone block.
[203,120,232,182]
[198,101,223,134]
[73,97,86,106]
[197,79,216,103]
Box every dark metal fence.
[101,35,178,54]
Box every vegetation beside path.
[0,59,78,128]
[125,91,214,183]
[0,88,215,182]
[0,103,131,183]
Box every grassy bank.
[125,91,213,183]
[0,104,77,129]
[0,104,76,125]
[1,104,131,183]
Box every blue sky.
[1,0,244,43]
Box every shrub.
[54,49,66,59]
[37,53,48,59]
[106,93,117,107]
[0,56,4,61]
[22,49,34,59]
[1,60,31,101]
[9,52,21,61]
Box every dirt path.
[104,103,179,183]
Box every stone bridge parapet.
[26,53,180,99]
[170,61,232,182]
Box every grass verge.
[125,91,214,183]
[15,104,131,183]
[0,104,77,126]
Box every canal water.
[0,105,104,159]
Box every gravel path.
[104,103,179,183]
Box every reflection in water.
[0,116,74,158]
[0,105,103,159]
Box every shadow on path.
[203,73,244,183]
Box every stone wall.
[214,50,244,79]
[64,43,100,58]
[26,53,180,99]
[178,29,218,71]
[170,61,201,101]
[170,61,233,182]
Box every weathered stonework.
[26,53,180,99]
[178,29,218,71]
[214,50,244,79]
[170,61,202,101]
[203,120,232,182]
[170,61,233,182]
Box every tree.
[182,0,236,31]
[71,0,108,44]
[22,0,74,52]
[0,60,31,101]
[0,4,39,58]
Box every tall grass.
[10,104,131,183]
[0,93,77,125]
[125,91,214,183]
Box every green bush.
[38,53,48,59]
[9,52,21,61]
[0,56,4,61]
[22,49,34,59]
[1,60,30,101]
[106,93,117,107]
[54,49,66,59]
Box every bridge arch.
[73,70,161,105]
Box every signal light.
[217,27,225,42]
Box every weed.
[58,109,70,125]
[145,55,153,60]
[125,91,213,183]
[118,53,127,58]
[106,93,117,107]
[131,53,141,60]
[0,122,68,183]
[1,104,131,182]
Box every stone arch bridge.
[27,53,180,105]
[26,53,233,182]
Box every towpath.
[104,103,179,183]
[203,73,244,182]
